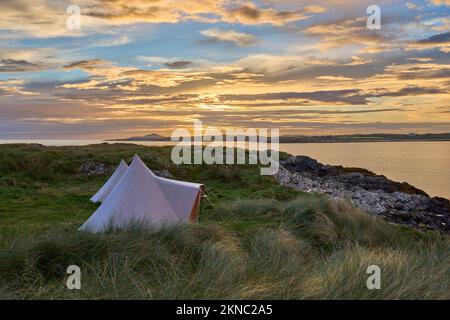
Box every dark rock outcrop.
[276,156,450,234]
[80,162,111,176]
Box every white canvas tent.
[81,155,204,232]
[90,159,128,203]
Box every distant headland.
[111,132,450,143]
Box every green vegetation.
[0,143,449,299]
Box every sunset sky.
[0,0,449,139]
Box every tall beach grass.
[1,197,448,299]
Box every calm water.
[1,140,449,199]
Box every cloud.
[217,85,446,107]
[218,89,368,105]
[200,28,258,46]
[346,56,372,66]
[0,0,97,38]
[407,57,434,62]
[406,32,450,52]
[62,59,110,71]
[0,79,37,96]
[304,16,396,52]
[84,2,181,24]
[406,2,421,10]
[381,62,450,80]
[235,54,337,76]
[224,4,326,26]
[371,86,445,97]
[0,47,55,62]
[164,60,193,69]
[418,32,450,44]
[83,0,326,26]
[316,76,354,81]
[429,0,450,6]
[0,47,58,73]
[232,53,376,84]
[0,59,41,72]
[60,59,249,91]
[94,35,130,47]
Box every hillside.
[0,143,449,299]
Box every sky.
[0,0,449,139]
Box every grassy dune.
[0,143,449,299]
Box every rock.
[153,169,173,178]
[284,156,321,173]
[80,162,110,176]
[275,155,450,234]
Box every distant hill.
[112,133,170,141]
[111,132,450,143]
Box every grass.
[0,143,449,299]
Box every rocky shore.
[275,156,450,234]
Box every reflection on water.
[1,140,449,199]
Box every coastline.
[276,155,450,234]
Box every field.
[0,143,449,299]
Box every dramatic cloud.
[0,0,449,138]
[82,0,326,26]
